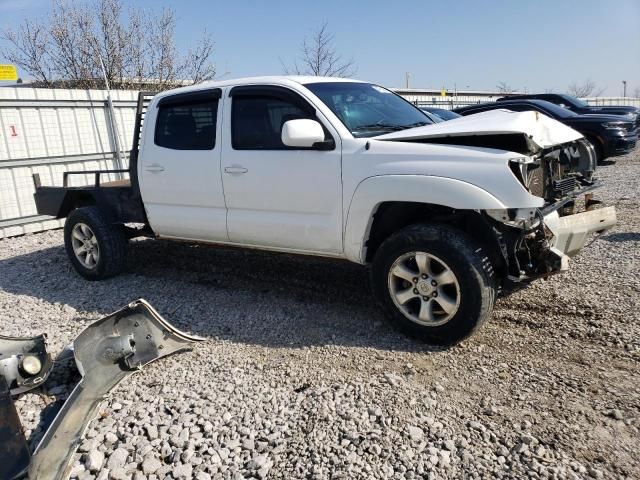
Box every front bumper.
[496,202,617,282]
[605,131,637,157]
[2,300,203,480]
[543,206,617,258]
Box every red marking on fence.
[9,125,17,137]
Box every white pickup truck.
[34,76,616,345]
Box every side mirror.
[281,119,325,148]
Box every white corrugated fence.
[0,87,139,238]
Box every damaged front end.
[376,109,617,282]
[1,299,203,480]
[486,138,616,282]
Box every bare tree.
[496,81,514,94]
[633,86,640,99]
[284,22,356,77]
[180,29,216,85]
[567,79,605,98]
[1,0,216,90]
[2,19,52,84]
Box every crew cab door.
[139,89,228,240]
[220,85,343,253]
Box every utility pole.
[622,80,627,97]
[97,53,124,178]
[405,72,410,89]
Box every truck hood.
[375,109,583,154]
[586,105,639,115]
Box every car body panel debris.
[0,334,54,479]
[0,299,202,480]
[1,376,32,480]
[0,334,53,395]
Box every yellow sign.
[440,88,446,97]
[0,65,18,81]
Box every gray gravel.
[1,150,639,479]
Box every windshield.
[534,100,579,119]
[560,94,588,108]
[430,108,461,121]
[305,82,432,137]
[421,111,444,123]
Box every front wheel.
[64,206,127,280]
[586,135,605,164]
[371,224,496,346]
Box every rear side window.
[155,98,218,150]
[232,96,314,150]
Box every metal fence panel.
[0,87,139,238]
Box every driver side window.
[232,96,313,150]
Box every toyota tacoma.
[33,77,616,345]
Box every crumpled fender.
[343,175,508,263]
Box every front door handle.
[145,164,165,173]
[224,166,248,175]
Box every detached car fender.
[343,175,508,263]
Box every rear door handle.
[224,166,248,175]
[145,164,165,173]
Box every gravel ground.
[1,150,639,480]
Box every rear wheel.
[64,207,127,280]
[371,224,496,345]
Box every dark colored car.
[497,93,640,128]
[454,99,638,162]
[420,106,462,122]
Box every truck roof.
[152,75,365,99]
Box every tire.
[64,206,127,280]
[371,223,496,346]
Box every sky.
[1,0,639,95]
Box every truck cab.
[33,76,616,345]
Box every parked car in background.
[454,99,638,163]
[420,109,444,123]
[420,106,462,122]
[497,93,640,127]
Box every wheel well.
[585,133,604,153]
[364,202,506,273]
[59,192,97,217]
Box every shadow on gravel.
[601,232,640,243]
[0,239,440,353]
[598,159,617,166]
